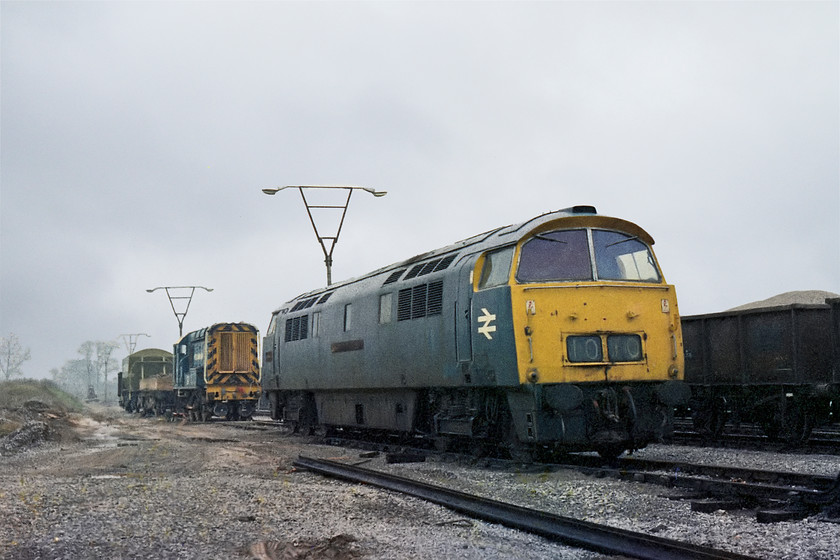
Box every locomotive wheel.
[468,439,489,458]
[595,443,625,460]
[504,423,533,463]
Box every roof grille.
[317,292,333,304]
[418,259,441,276]
[383,270,405,285]
[402,253,458,281]
[434,254,457,271]
[404,264,425,280]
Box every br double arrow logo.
[477,308,497,340]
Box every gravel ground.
[376,445,840,560]
[1,406,838,560]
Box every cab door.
[455,255,477,363]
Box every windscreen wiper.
[605,235,639,248]
[533,234,567,243]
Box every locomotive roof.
[124,348,173,359]
[176,322,258,344]
[273,205,656,313]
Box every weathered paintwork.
[263,206,686,454]
[117,348,173,412]
[175,322,261,419]
[682,304,836,386]
[681,302,840,443]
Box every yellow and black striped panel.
[204,323,260,398]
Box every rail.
[293,456,760,560]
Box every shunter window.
[192,343,204,366]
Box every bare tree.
[0,333,31,380]
[95,341,119,404]
[54,359,88,400]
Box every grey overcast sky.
[1,1,838,380]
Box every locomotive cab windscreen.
[472,217,682,388]
[516,228,661,283]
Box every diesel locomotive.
[262,206,688,458]
[174,322,262,421]
[117,322,261,420]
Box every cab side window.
[477,246,515,289]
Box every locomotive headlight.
[606,334,643,362]
[566,334,644,363]
[566,336,603,362]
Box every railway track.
[557,453,840,522]
[293,455,761,560]
[238,419,840,525]
[239,418,840,521]
[672,420,840,454]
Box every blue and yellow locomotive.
[175,322,262,421]
[262,206,687,457]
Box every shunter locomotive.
[117,323,261,420]
[262,206,688,458]
[174,322,262,420]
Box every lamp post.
[146,286,213,337]
[118,333,150,355]
[261,185,387,286]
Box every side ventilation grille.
[284,315,309,342]
[397,281,444,321]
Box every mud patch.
[246,534,362,560]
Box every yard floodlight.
[118,333,150,355]
[146,286,213,337]
[261,185,387,285]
